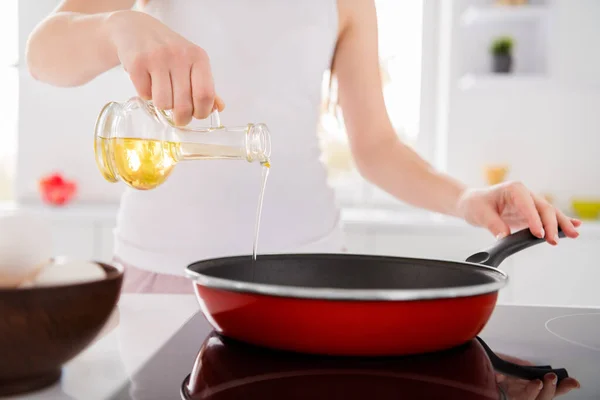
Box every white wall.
[440,0,600,213]
[16,0,127,203]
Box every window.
[319,0,439,208]
[0,0,19,201]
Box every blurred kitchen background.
[1,0,599,307]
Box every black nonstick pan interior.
[190,254,503,290]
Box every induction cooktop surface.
[107,305,600,399]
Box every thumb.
[482,209,511,239]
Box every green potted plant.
[490,36,514,73]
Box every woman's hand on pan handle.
[26,1,224,127]
[455,182,581,245]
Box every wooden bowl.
[0,262,123,396]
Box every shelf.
[341,207,600,237]
[0,201,120,221]
[461,5,549,25]
[458,74,550,91]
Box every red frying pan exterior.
[194,285,498,356]
[187,229,565,356]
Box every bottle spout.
[246,123,272,164]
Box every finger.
[523,379,543,399]
[537,373,557,400]
[556,209,579,239]
[507,183,545,239]
[170,65,194,126]
[571,218,582,228]
[214,95,226,112]
[127,54,152,101]
[150,69,173,110]
[482,208,511,239]
[129,69,152,101]
[555,377,580,396]
[533,195,559,245]
[191,61,215,119]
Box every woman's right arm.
[26,0,221,125]
[26,0,136,87]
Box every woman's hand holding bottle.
[27,2,224,127]
[106,10,225,126]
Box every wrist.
[445,176,469,218]
[103,9,134,53]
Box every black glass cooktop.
[107,305,599,399]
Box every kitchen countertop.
[9,294,598,400]
[6,294,600,399]
[5,294,200,400]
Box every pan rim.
[184,253,509,301]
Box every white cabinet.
[372,231,492,261]
[509,236,600,307]
[50,221,95,260]
[343,227,375,254]
[96,223,116,263]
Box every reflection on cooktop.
[546,313,600,352]
[107,305,599,400]
[180,331,581,400]
[181,332,501,399]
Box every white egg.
[0,210,53,287]
[32,259,107,286]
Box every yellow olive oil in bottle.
[94,97,271,190]
[94,97,272,265]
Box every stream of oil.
[251,161,270,282]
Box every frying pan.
[185,228,566,356]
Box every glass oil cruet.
[93,97,271,190]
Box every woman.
[27,0,580,291]
[27,2,584,396]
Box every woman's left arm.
[332,0,580,244]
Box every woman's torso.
[114,0,344,274]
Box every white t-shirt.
[113,0,345,275]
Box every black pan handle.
[475,337,569,384]
[465,228,566,268]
